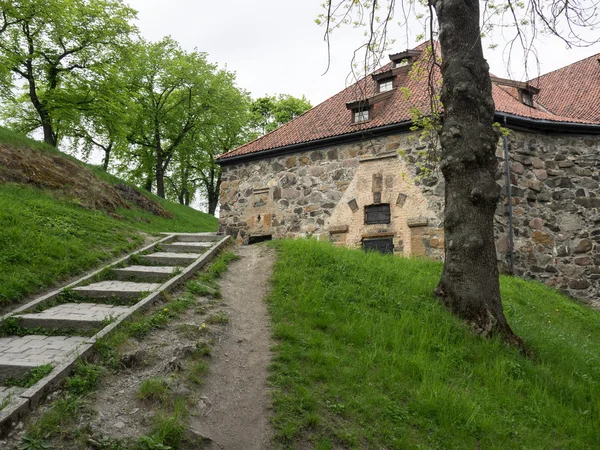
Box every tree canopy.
[250,94,312,137]
[0,0,136,147]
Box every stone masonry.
[219,130,600,305]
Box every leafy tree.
[124,37,220,199]
[250,94,312,136]
[321,0,599,350]
[0,0,136,147]
[170,73,253,214]
[66,65,131,171]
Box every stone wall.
[219,129,600,306]
[219,132,444,259]
[494,131,600,307]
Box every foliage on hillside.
[0,128,217,307]
[268,239,600,449]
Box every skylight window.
[379,79,394,92]
[354,108,370,123]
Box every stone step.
[161,242,213,253]
[0,386,26,405]
[141,252,201,266]
[0,335,88,382]
[73,281,161,299]
[15,303,130,331]
[174,233,221,242]
[112,265,177,281]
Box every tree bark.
[155,153,165,198]
[207,169,221,216]
[102,142,113,171]
[431,0,524,350]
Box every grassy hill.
[0,127,217,307]
[268,240,600,449]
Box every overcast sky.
[127,0,600,106]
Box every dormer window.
[354,107,370,123]
[389,49,421,69]
[520,89,534,107]
[393,58,410,68]
[378,78,394,93]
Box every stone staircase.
[0,232,228,434]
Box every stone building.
[217,44,600,304]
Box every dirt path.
[190,244,276,450]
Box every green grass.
[268,239,600,449]
[0,127,217,307]
[137,378,171,404]
[187,360,210,386]
[2,364,53,389]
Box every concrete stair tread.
[162,243,212,253]
[142,252,201,266]
[112,265,177,281]
[0,335,88,381]
[0,386,26,404]
[172,233,221,242]
[146,252,201,258]
[16,303,129,324]
[73,281,161,299]
[166,242,213,248]
[115,265,177,274]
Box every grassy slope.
[0,127,217,306]
[268,240,600,449]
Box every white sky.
[127,0,600,106]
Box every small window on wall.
[354,107,370,123]
[365,204,391,224]
[378,78,394,92]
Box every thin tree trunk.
[156,156,165,198]
[102,142,113,171]
[144,175,153,193]
[431,0,524,350]
[207,170,221,216]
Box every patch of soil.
[0,145,168,217]
[114,183,172,218]
[0,145,128,213]
[190,244,275,450]
[88,305,217,442]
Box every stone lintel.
[407,217,429,228]
[361,232,395,239]
[359,152,398,163]
[329,225,349,234]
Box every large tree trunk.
[431,0,524,349]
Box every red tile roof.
[219,44,600,161]
[531,53,600,123]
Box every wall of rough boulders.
[219,129,600,306]
[494,131,600,308]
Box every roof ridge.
[530,52,600,82]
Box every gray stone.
[573,239,593,253]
